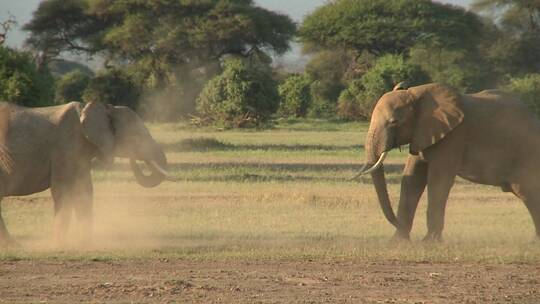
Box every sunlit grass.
[1,119,539,263]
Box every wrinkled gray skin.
[363,83,540,241]
[0,101,169,247]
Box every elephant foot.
[422,232,443,243]
[391,230,411,242]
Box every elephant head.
[358,83,464,228]
[80,102,172,188]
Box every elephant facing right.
[357,83,540,241]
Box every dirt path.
[1,260,539,303]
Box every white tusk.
[361,152,388,175]
[350,152,388,181]
[150,161,180,181]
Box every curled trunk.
[130,149,168,188]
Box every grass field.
[1,119,539,263]
[2,119,540,303]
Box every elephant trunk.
[130,148,168,188]
[364,126,400,229]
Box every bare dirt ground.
[1,260,539,303]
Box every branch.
[0,14,17,46]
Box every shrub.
[337,54,430,120]
[507,74,540,117]
[196,58,279,128]
[277,74,312,118]
[0,46,55,107]
[82,68,140,110]
[55,70,91,103]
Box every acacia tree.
[299,0,483,56]
[24,0,296,117]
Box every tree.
[25,0,296,118]
[409,40,493,92]
[0,46,55,107]
[299,0,483,56]
[337,54,429,120]
[23,0,109,69]
[277,74,312,118]
[0,15,17,46]
[472,0,540,33]
[473,0,540,76]
[82,68,140,110]
[303,50,359,118]
[506,73,540,117]
[55,70,91,103]
[196,58,279,128]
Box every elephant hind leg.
[510,184,540,238]
[0,198,18,248]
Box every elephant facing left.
[0,101,173,248]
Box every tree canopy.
[24,0,296,81]
[299,0,483,55]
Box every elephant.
[0,101,174,247]
[357,82,540,241]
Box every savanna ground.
[1,119,540,303]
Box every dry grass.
[1,120,539,263]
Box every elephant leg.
[73,172,93,245]
[51,171,93,246]
[394,155,428,240]
[510,184,540,238]
[0,198,16,248]
[51,190,73,246]
[423,164,457,242]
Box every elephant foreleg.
[73,172,93,245]
[51,170,93,247]
[394,155,427,240]
[51,190,74,246]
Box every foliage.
[337,54,429,120]
[409,40,492,92]
[196,58,279,128]
[473,0,540,76]
[277,74,312,118]
[55,70,91,104]
[0,46,55,107]
[303,50,362,118]
[506,73,540,117]
[24,0,296,119]
[23,0,108,69]
[82,68,140,109]
[472,0,540,34]
[299,0,483,55]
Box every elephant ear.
[80,102,115,161]
[408,84,464,154]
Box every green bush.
[0,46,55,107]
[337,54,429,120]
[83,68,140,110]
[277,74,312,118]
[507,74,540,117]
[196,58,279,128]
[55,70,91,103]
